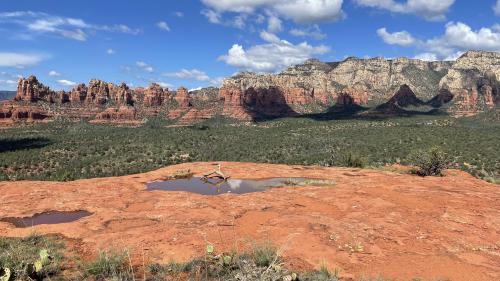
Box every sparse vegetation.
[0,115,498,183]
[0,234,64,280]
[81,249,134,281]
[171,169,194,179]
[0,235,342,280]
[406,147,450,176]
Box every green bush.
[82,250,134,281]
[407,147,449,176]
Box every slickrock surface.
[0,162,498,280]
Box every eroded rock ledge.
[1,51,498,125]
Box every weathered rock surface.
[174,87,191,108]
[143,83,168,107]
[0,162,498,281]
[5,51,499,124]
[221,51,499,117]
[440,51,500,115]
[95,106,136,120]
[15,75,52,102]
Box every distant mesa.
[1,50,499,125]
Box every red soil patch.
[0,162,498,280]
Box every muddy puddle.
[1,210,92,228]
[146,177,327,195]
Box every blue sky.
[0,0,499,91]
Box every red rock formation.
[10,106,49,120]
[95,106,136,120]
[87,80,110,105]
[110,83,134,105]
[144,83,167,107]
[15,76,52,102]
[335,92,356,107]
[70,84,87,103]
[428,89,454,108]
[175,87,191,108]
[387,85,424,107]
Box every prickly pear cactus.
[0,267,11,281]
[206,244,214,255]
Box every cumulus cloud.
[495,0,500,16]
[0,11,140,41]
[290,25,327,40]
[174,11,184,18]
[219,31,330,72]
[201,9,248,29]
[0,52,45,67]
[201,0,344,24]
[107,49,115,55]
[0,79,17,85]
[57,79,76,87]
[48,70,61,76]
[267,14,283,33]
[157,21,171,31]
[378,22,500,60]
[156,82,173,88]
[413,52,438,61]
[136,61,154,73]
[377,28,416,46]
[354,0,455,21]
[164,69,210,81]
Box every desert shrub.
[0,234,64,280]
[340,151,366,168]
[250,242,278,267]
[82,250,134,281]
[407,146,449,176]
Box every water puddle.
[146,177,331,195]
[1,210,92,228]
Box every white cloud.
[354,0,455,21]
[157,21,171,31]
[155,82,173,88]
[0,11,140,41]
[219,32,330,72]
[201,10,248,29]
[136,61,154,73]
[413,52,438,61]
[209,77,225,87]
[48,70,61,76]
[494,0,500,16]
[189,87,203,92]
[174,11,184,18]
[0,52,45,67]
[0,79,17,85]
[377,28,416,46]
[107,48,115,55]
[201,0,344,24]
[379,22,500,60]
[267,14,282,33]
[273,0,344,23]
[164,69,210,81]
[289,25,326,40]
[201,9,222,24]
[57,79,76,87]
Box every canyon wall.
[1,51,498,124]
[220,51,499,117]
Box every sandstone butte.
[0,162,499,281]
[0,50,498,126]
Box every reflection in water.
[146,177,311,195]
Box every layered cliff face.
[220,51,499,117]
[2,51,498,124]
[439,51,500,115]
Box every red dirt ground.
[0,162,499,280]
